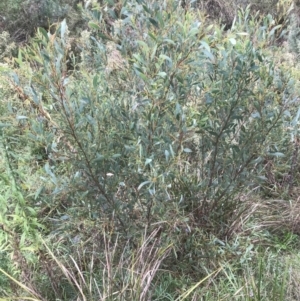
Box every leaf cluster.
[1,1,300,299]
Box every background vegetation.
[1,0,300,300]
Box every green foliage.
[0,143,45,298]
[0,1,300,300]
[10,3,297,235]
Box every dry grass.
[105,42,127,74]
[250,198,300,235]
[40,229,171,301]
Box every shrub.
[5,2,296,238]
[1,1,299,299]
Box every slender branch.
[57,81,127,231]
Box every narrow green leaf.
[142,4,151,14]
[88,21,100,30]
[138,181,151,190]
[163,39,175,45]
[137,40,149,53]
[0,123,11,128]
[159,54,172,63]
[93,75,99,89]
[165,150,170,161]
[236,32,248,36]
[158,72,167,78]
[169,144,175,157]
[268,25,282,38]
[202,49,215,63]
[34,186,44,200]
[97,32,112,41]
[149,18,159,29]
[38,27,49,42]
[60,19,68,40]
[134,69,148,81]
[188,28,199,37]
[15,50,23,66]
[156,11,164,28]
[151,43,158,61]
[16,116,28,120]
[199,41,210,52]
[268,152,285,157]
[94,154,105,161]
[145,158,152,165]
